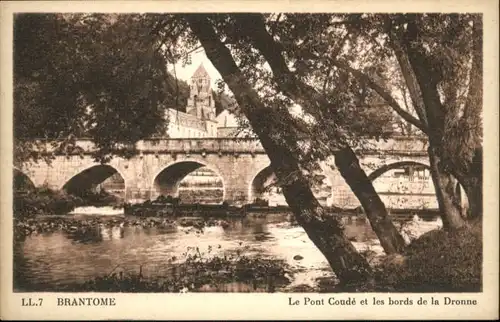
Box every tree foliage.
[326,13,483,220]
[14,13,186,163]
[236,13,483,222]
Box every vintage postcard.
[1,0,498,320]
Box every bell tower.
[186,63,216,120]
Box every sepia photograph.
[1,1,499,320]
[10,11,486,293]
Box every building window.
[392,166,430,182]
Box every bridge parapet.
[136,138,265,154]
[358,136,429,155]
[35,136,428,156]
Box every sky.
[167,48,222,89]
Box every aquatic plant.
[36,245,292,293]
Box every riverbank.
[14,213,297,292]
[14,186,441,220]
[13,209,474,293]
[15,220,480,293]
[14,187,122,219]
[371,222,482,292]
[13,189,480,293]
[124,194,441,220]
[15,253,292,293]
[14,214,232,242]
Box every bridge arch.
[151,160,225,204]
[13,168,36,191]
[367,160,439,209]
[61,164,127,199]
[249,164,332,206]
[367,161,431,182]
[248,164,278,203]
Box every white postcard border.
[1,1,498,320]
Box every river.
[14,207,442,292]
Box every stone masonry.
[17,136,438,208]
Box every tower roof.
[192,63,210,79]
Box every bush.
[76,188,121,206]
[29,252,291,293]
[14,186,82,218]
[374,223,482,292]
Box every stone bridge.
[15,136,439,208]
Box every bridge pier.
[16,137,436,209]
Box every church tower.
[186,63,216,120]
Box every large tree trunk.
[457,147,483,220]
[428,146,466,230]
[335,147,407,252]
[451,178,467,219]
[464,179,482,220]
[231,14,405,255]
[402,18,482,226]
[258,131,372,285]
[458,16,483,221]
[185,14,372,285]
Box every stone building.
[165,63,250,139]
[166,64,218,138]
[215,109,251,138]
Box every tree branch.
[387,32,429,128]
[403,18,446,138]
[462,15,482,122]
[234,14,427,136]
[232,14,347,145]
[330,58,428,133]
[270,13,282,38]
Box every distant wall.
[167,109,218,138]
[217,127,239,138]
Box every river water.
[14,207,442,292]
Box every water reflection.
[197,281,273,293]
[65,230,103,244]
[14,212,441,292]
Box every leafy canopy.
[14,13,188,163]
